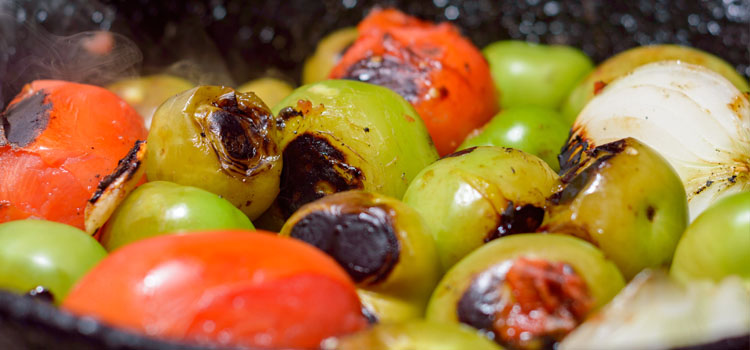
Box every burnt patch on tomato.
[89,140,145,204]
[558,134,589,180]
[289,204,399,285]
[278,106,304,120]
[485,201,545,242]
[196,91,280,179]
[342,54,424,103]
[646,205,656,221]
[552,154,613,206]
[0,91,52,148]
[443,146,476,159]
[277,133,364,219]
[458,258,592,350]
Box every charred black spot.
[277,133,364,219]
[89,140,144,204]
[558,134,588,179]
[593,139,627,156]
[289,206,399,285]
[197,91,279,179]
[363,127,370,132]
[443,147,476,159]
[278,106,304,120]
[670,334,750,350]
[486,201,546,242]
[25,286,54,304]
[647,205,656,221]
[342,54,424,103]
[0,91,52,147]
[553,155,613,205]
[728,175,737,183]
[457,267,505,335]
[439,86,449,98]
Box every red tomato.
[330,8,498,156]
[62,230,368,349]
[0,80,147,230]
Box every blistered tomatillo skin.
[0,80,147,230]
[302,27,359,85]
[99,181,254,252]
[63,230,367,349]
[482,40,593,110]
[561,44,750,124]
[427,234,625,350]
[323,320,503,350]
[146,86,282,220]
[280,190,440,322]
[330,8,498,156]
[255,79,438,230]
[671,191,750,287]
[403,146,561,272]
[459,106,570,172]
[0,220,106,304]
[544,138,688,280]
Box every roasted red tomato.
[0,80,146,230]
[329,8,498,156]
[62,230,368,349]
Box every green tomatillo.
[482,40,593,109]
[255,80,439,230]
[0,219,107,304]
[403,146,561,272]
[459,106,570,172]
[99,181,254,251]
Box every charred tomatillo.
[671,191,750,287]
[403,146,561,272]
[107,74,195,129]
[562,44,750,124]
[0,220,106,304]
[459,106,570,172]
[542,138,689,279]
[237,77,295,108]
[146,86,283,220]
[427,234,625,350]
[322,320,503,350]
[483,40,593,109]
[280,190,440,322]
[99,181,254,251]
[303,27,358,85]
[255,80,438,230]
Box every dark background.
[1,0,749,109]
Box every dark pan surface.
[0,0,748,349]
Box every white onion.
[569,61,750,221]
[559,271,750,350]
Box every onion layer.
[563,61,750,221]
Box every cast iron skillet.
[0,1,748,349]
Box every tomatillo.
[99,181,254,251]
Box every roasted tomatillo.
[146,86,283,220]
[403,146,561,271]
[255,80,438,230]
[280,190,440,322]
[544,138,688,279]
[427,234,625,350]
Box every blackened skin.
[457,267,504,334]
[670,335,750,350]
[277,132,364,218]
[443,146,476,159]
[485,201,545,242]
[342,54,423,103]
[0,91,51,147]
[551,139,627,205]
[25,286,54,304]
[199,91,278,179]
[89,140,145,204]
[288,206,399,285]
